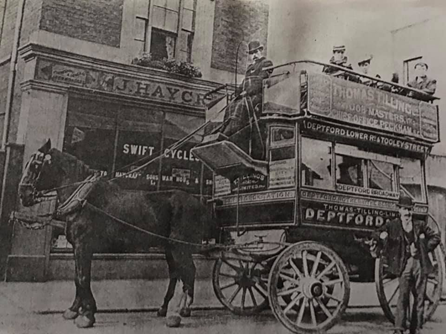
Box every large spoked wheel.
[268,241,350,333]
[375,245,444,324]
[212,252,271,315]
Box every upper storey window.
[134,0,196,61]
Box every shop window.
[399,157,425,202]
[55,98,209,254]
[134,0,196,61]
[301,137,333,190]
[160,112,205,193]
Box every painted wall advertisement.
[307,73,439,142]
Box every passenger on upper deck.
[218,40,273,159]
[323,45,357,81]
[407,62,437,101]
[356,55,381,88]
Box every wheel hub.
[301,277,324,299]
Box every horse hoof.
[157,307,167,317]
[62,309,78,320]
[166,315,181,328]
[74,314,95,328]
[179,308,191,317]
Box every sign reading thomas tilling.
[300,189,398,230]
[307,73,439,142]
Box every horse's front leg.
[72,241,96,328]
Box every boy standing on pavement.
[374,196,440,334]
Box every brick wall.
[40,0,124,48]
[211,0,269,74]
[0,0,18,60]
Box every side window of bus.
[334,144,399,194]
[399,157,424,202]
[336,155,363,187]
[269,127,296,188]
[301,137,334,189]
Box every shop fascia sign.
[36,59,221,108]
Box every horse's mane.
[50,148,95,181]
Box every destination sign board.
[307,73,439,142]
[302,120,431,154]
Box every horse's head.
[19,139,62,206]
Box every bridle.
[19,151,54,203]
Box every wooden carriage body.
[191,61,443,331]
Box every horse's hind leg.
[62,287,81,320]
[158,248,178,317]
[72,241,97,328]
[172,246,196,318]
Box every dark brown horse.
[18,140,215,328]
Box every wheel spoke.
[228,285,242,304]
[278,286,300,297]
[316,261,335,280]
[283,292,303,314]
[427,278,439,286]
[280,273,301,285]
[219,272,239,279]
[383,278,398,287]
[309,299,317,327]
[316,297,334,319]
[323,278,343,286]
[248,287,258,307]
[387,285,399,304]
[302,251,310,277]
[220,281,238,291]
[222,258,241,272]
[241,288,246,311]
[253,284,268,299]
[296,297,307,325]
[289,258,303,279]
[325,292,342,304]
[311,251,322,277]
[424,293,434,304]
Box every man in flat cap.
[372,196,440,334]
[219,40,273,158]
[323,45,356,81]
[407,62,437,101]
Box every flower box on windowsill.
[132,55,202,78]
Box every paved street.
[0,305,445,334]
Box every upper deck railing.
[265,60,440,101]
[262,60,440,144]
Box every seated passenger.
[407,61,437,101]
[357,55,380,87]
[323,45,358,82]
[218,40,273,159]
[337,157,363,187]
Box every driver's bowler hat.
[247,40,264,54]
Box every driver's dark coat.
[375,218,440,276]
[242,57,273,96]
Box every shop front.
[6,44,222,281]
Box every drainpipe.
[1,0,26,151]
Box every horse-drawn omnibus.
[191,60,444,333]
